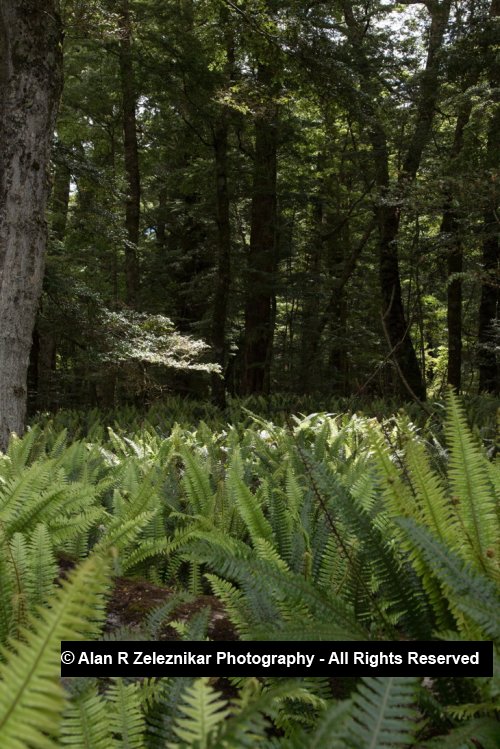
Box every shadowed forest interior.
[28,0,499,410]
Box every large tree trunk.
[0,1,63,451]
[119,0,141,306]
[242,61,278,395]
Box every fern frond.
[61,683,115,748]
[27,524,57,608]
[181,450,215,518]
[268,486,293,565]
[0,554,110,749]
[169,678,230,749]
[6,428,42,472]
[348,676,418,749]
[396,518,500,640]
[204,573,253,637]
[296,698,352,749]
[404,438,455,546]
[0,540,14,645]
[419,717,500,748]
[107,678,146,749]
[445,391,499,574]
[228,462,274,547]
[145,676,194,749]
[199,548,367,640]
[145,593,194,639]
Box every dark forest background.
[29,0,499,412]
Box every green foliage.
[0,554,111,749]
[347,677,419,749]
[0,394,498,746]
[169,677,231,748]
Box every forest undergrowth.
[0,392,498,748]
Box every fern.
[27,524,58,608]
[347,676,419,749]
[196,545,367,640]
[419,716,500,748]
[107,678,146,749]
[0,539,14,645]
[395,518,500,640]
[228,455,275,547]
[181,450,215,518]
[61,683,115,749]
[169,678,230,749]
[305,456,432,638]
[0,554,110,749]
[445,391,499,575]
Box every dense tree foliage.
[16,0,496,415]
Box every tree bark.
[119,0,141,306]
[242,61,278,395]
[0,0,63,450]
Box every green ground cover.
[0,393,498,748]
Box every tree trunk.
[0,0,63,451]
[211,120,232,407]
[444,208,463,391]
[119,0,141,306]
[442,99,475,391]
[242,62,278,395]
[299,194,323,393]
[211,14,234,408]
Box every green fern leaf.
[348,676,418,749]
[228,461,274,547]
[181,450,215,518]
[170,678,230,749]
[107,678,146,749]
[419,716,500,748]
[27,524,57,608]
[61,684,116,748]
[396,517,500,640]
[445,391,499,573]
[0,554,110,749]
